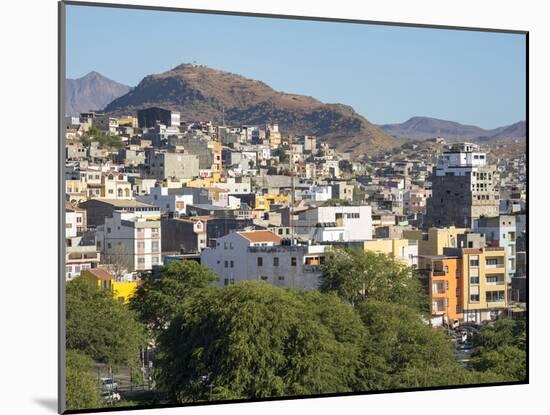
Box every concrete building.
[78,199,160,228]
[426,143,499,228]
[295,205,373,243]
[201,231,327,289]
[148,151,200,180]
[96,211,162,273]
[403,226,466,269]
[137,186,194,216]
[363,238,418,267]
[138,107,180,129]
[475,215,516,287]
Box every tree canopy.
[319,248,427,312]
[66,277,146,366]
[130,261,219,334]
[469,319,526,382]
[65,350,102,410]
[155,282,368,402]
[81,126,123,149]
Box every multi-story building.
[475,215,516,288]
[363,238,418,267]
[96,211,162,273]
[426,143,499,228]
[137,186,194,216]
[295,205,373,243]
[148,150,200,180]
[201,230,327,289]
[446,247,509,323]
[138,107,180,129]
[421,254,462,326]
[403,226,466,269]
[79,199,160,228]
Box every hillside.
[104,64,396,155]
[65,71,131,116]
[379,116,526,142]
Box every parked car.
[101,378,118,391]
[101,391,121,401]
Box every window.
[291,257,297,266]
[137,257,145,264]
[224,261,228,268]
[278,276,285,281]
[152,241,159,252]
[257,257,263,267]
[486,258,499,266]
[260,276,268,281]
[224,242,228,249]
[107,227,111,234]
[469,258,479,267]
[486,274,504,284]
[470,276,479,284]
[107,243,112,249]
[486,290,505,302]
[152,256,159,265]
[273,257,279,267]
[229,242,234,249]
[230,261,234,268]
[470,294,480,302]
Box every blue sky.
[66,4,526,129]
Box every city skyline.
[66,4,526,129]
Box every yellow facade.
[117,116,138,128]
[459,248,508,320]
[363,239,412,266]
[255,194,291,212]
[112,281,139,304]
[186,174,223,189]
[404,226,466,268]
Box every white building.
[96,211,162,273]
[200,230,327,290]
[301,185,332,202]
[137,186,194,216]
[295,205,373,243]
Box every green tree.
[65,350,102,410]
[469,319,526,381]
[66,277,146,366]
[355,300,466,389]
[81,126,123,149]
[319,248,427,312]
[130,261,219,334]
[155,282,367,402]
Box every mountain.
[379,116,526,142]
[104,64,396,155]
[65,71,131,116]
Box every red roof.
[239,231,282,244]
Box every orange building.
[421,255,463,326]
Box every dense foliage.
[130,261,219,333]
[155,282,367,402]
[470,319,526,381]
[66,277,146,366]
[81,126,123,149]
[65,350,102,410]
[319,248,427,312]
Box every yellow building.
[80,268,140,304]
[117,116,138,128]
[363,239,418,267]
[459,247,508,323]
[255,194,291,212]
[66,179,88,205]
[403,226,466,268]
[186,173,223,189]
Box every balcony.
[432,270,446,277]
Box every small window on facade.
[257,257,263,267]
[291,257,297,266]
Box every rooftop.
[239,230,283,244]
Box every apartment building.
[426,143,499,228]
[295,205,373,243]
[363,238,418,267]
[201,230,327,289]
[96,211,162,273]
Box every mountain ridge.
[104,64,397,155]
[379,116,525,142]
[65,71,131,116]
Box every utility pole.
[290,134,295,245]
